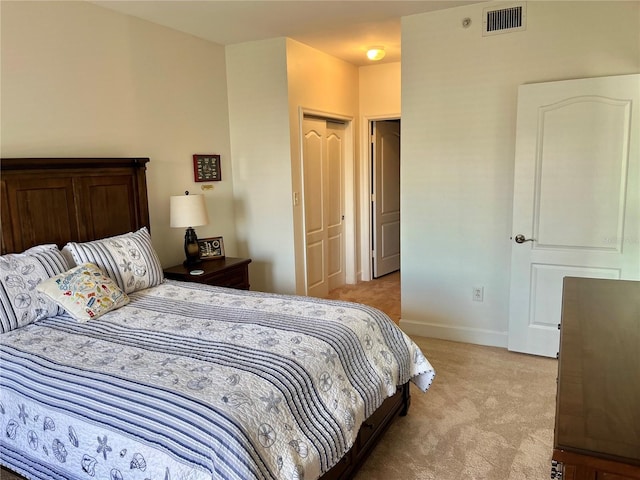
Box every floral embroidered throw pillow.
[37,263,129,321]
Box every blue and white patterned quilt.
[0,280,435,480]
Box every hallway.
[325,271,400,324]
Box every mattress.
[0,280,435,480]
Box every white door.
[508,74,640,357]
[302,117,346,297]
[326,121,347,291]
[373,120,401,278]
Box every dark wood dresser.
[553,277,640,479]
[163,257,251,290]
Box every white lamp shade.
[170,194,209,228]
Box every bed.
[0,158,435,480]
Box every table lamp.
[170,191,209,266]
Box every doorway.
[371,119,401,278]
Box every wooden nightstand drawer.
[202,267,248,289]
[164,257,251,290]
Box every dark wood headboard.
[1,158,150,254]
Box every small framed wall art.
[193,154,221,182]
[198,236,225,260]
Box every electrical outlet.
[473,287,484,302]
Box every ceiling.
[91,1,481,66]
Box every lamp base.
[183,227,201,266]
[183,257,202,267]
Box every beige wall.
[226,38,360,294]
[1,1,364,296]
[1,1,236,267]
[359,62,401,117]
[400,1,640,346]
[286,39,360,294]
[225,38,294,293]
[5,0,637,352]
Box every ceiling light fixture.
[366,47,385,61]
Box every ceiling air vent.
[483,3,526,36]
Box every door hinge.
[371,194,376,202]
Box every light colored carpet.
[328,272,558,480]
[326,271,401,324]
[354,336,557,480]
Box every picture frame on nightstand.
[198,236,225,260]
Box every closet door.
[302,117,346,297]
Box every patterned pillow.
[0,244,72,333]
[37,263,129,321]
[63,227,164,294]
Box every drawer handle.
[363,422,374,430]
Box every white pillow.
[0,245,71,333]
[37,263,129,321]
[63,227,164,294]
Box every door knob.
[513,234,535,244]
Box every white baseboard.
[399,318,508,349]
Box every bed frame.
[1,157,150,254]
[0,157,411,480]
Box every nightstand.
[163,257,252,290]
